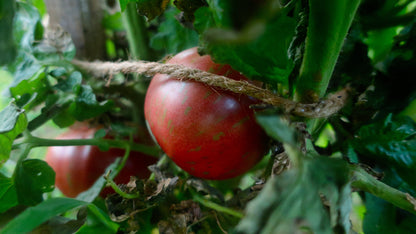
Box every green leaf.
[9,70,49,110]
[6,2,74,82]
[150,7,199,54]
[52,107,76,128]
[364,193,416,234]
[0,70,13,110]
[1,197,88,233]
[6,2,43,84]
[0,0,17,65]
[0,173,18,213]
[352,114,416,187]
[31,215,86,234]
[0,104,28,163]
[361,162,416,234]
[76,204,119,233]
[255,113,296,146]
[194,3,296,85]
[235,156,352,234]
[365,27,400,64]
[44,70,82,128]
[68,85,114,121]
[136,0,170,20]
[13,2,43,52]
[54,71,83,92]
[8,53,42,86]
[49,72,110,125]
[363,193,397,234]
[14,159,55,206]
[49,67,67,78]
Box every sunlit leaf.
[9,70,49,110]
[0,104,28,163]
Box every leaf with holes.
[14,159,55,206]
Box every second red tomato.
[45,124,158,197]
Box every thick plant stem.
[121,2,151,61]
[121,2,153,125]
[294,0,361,103]
[351,167,416,215]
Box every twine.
[72,59,349,118]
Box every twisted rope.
[72,60,349,118]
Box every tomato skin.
[144,47,267,180]
[45,125,158,198]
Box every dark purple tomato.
[45,124,158,197]
[144,47,267,180]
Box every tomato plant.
[2,0,416,233]
[144,47,268,180]
[45,124,158,197]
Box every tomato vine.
[1,0,416,233]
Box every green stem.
[15,135,160,157]
[191,190,244,218]
[294,0,361,103]
[121,2,152,60]
[121,2,153,124]
[104,174,140,199]
[351,167,416,215]
[116,141,131,173]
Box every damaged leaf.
[173,0,207,22]
[158,200,203,234]
[136,0,170,20]
[235,156,353,234]
[146,177,179,201]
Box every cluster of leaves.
[1,0,416,233]
[0,1,141,232]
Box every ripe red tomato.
[144,47,267,180]
[45,124,158,197]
